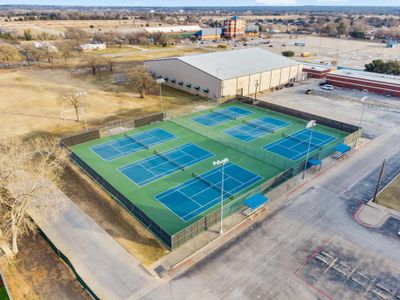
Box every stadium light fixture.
[213,157,229,234]
[355,93,368,149]
[155,78,165,114]
[302,120,317,180]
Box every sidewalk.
[27,178,153,300]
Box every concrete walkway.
[27,179,152,300]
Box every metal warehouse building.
[326,69,400,97]
[144,48,304,99]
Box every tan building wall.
[145,59,222,99]
[145,58,303,99]
[221,65,303,97]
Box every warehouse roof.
[329,69,400,85]
[147,48,301,80]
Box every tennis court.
[154,162,263,221]
[192,106,252,127]
[91,128,175,161]
[224,116,290,142]
[119,143,213,186]
[264,128,336,160]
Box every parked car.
[321,84,334,90]
[305,89,315,95]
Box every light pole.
[254,80,259,101]
[213,157,229,234]
[155,78,165,114]
[354,92,368,149]
[302,120,317,180]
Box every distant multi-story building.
[194,16,259,41]
[194,28,223,40]
[223,16,245,39]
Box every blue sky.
[0,0,399,6]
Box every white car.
[321,84,334,90]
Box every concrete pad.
[355,203,389,227]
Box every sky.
[0,0,399,6]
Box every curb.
[0,272,13,300]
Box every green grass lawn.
[70,102,348,244]
[0,286,9,300]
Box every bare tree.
[57,40,75,66]
[83,54,106,75]
[0,137,67,259]
[0,44,21,69]
[127,66,156,98]
[38,43,57,68]
[58,89,86,121]
[105,57,115,72]
[27,46,44,67]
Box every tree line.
[365,59,400,76]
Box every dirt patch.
[60,164,169,267]
[2,235,89,300]
[376,174,400,212]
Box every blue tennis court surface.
[91,128,175,161]
[264,128,336,160]
[225,116,289,142]
[155,162,263,221]
[119,143,213,186]
[192,106,252,127]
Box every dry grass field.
[0,19,167,36]
[0,45,210,140]
[376,175,400,212]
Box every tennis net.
[282,132,323,150]
[192,172,232,197]
[154,149,185,171]
[211,109,237,120]
[243,120,276,134]
[124,133,149,149]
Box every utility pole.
[373,159,386,202]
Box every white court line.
[181,172,262,219]
[178,164,263,220]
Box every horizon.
[1,1,400,8]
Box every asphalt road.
[140,125,400,299]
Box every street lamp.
[155,78,165,114]
[213,157,229,234]
[354,92,368,149]
[302,120,317,180]
[254,80,259,101]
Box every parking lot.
[257,78,400,139]
[300,236,400,300]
